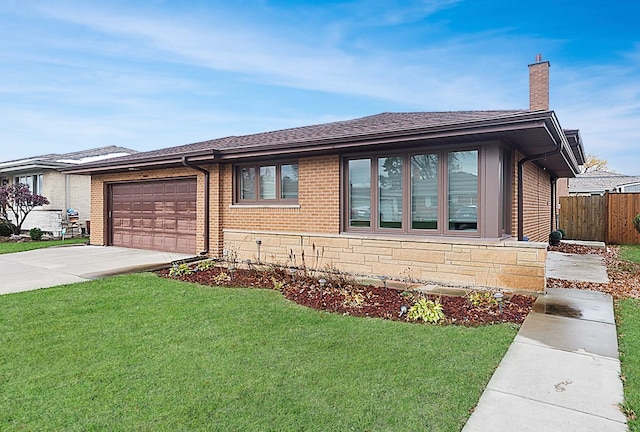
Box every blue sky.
[1,1,639,174]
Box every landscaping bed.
[158,264,534,326]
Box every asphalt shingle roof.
[103,110,526,162]
[569,171,640,192]
[0,146,137,166]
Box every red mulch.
[157,265,534,326]
[156,241,640,325]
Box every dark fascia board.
[62,111,577,176]
[564,129,586,166]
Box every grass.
[617,298,640,430]
[0,273,517,431]
[0,237,87,254]
[621,245,640,264]
[618,245,640,430]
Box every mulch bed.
[547,242,640,299]
[157,265,534,326]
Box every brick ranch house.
[65,59,584,291]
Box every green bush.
[634,214,640,235]
[169,263,193,277]
[29,227,43,241]
[408,298,445,323]
[558,228,567,239]
[196,259,217,271]
[0,221,15,237]
[549,230,562,245]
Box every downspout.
[182,156,210,255]
[551,176,558,233]
[517,142,562,241]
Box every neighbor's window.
[14,174,43,195]
[236,162,298,203]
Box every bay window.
[345,148,484,235]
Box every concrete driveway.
[0,245,195,295]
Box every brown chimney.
[528,54,550,110]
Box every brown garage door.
[110,178,197,254]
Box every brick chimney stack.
[529,54,550,111]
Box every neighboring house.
[558,171,640,196]
[0,146,137,236]
[64,59,584,292]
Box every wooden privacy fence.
[559,193,640,244]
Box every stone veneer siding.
[224,230,547,291]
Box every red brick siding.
[511,151,553,242]
[529,61,550,111]
[222,155,340,235]
[522,162,552,242]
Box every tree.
[0,183,50,234]
[583,154,611,173]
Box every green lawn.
[621,245,640,264]
[616,245,640,429]
[0,237,87,254]
[0,273,517,431]
[617,298,640,431]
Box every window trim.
[14,173,44,195]
[234,160,299,204]
[343,146,485,237]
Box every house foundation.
[224,229,547,291]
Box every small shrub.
[271,277,284,291]
[468,290,497,309]
[558,228,567,239]
[634,214,640,235]
[408,298,445,323]
[212,271,231,285]
[0,221,15,237]
[29,227,43,241]
[549,230,562,245]
[196,259,217,271]
[169,263,193,277]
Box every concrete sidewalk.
[0,245,195,295]
[463,244,627,432]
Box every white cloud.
[1,0,638,178]
[30,1,526,110]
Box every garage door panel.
[111,178,197,254]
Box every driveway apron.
[0,245,195,295]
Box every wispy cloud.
[1,0,639,175]
[31,1,526,109]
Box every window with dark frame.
[345,149,483,235]
[14,174,43,195]
[235,162,298,203]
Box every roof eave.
[62,111,580,176]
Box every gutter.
[517,122,563,241]
[181,156,211,255]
